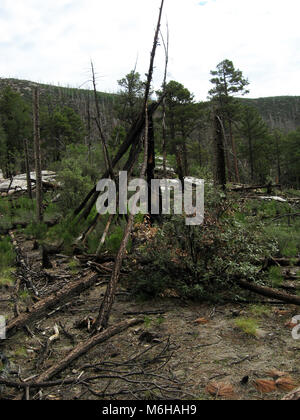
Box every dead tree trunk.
[93,0,165,332]
[74,100,162,221]
[213,113,227,190]
[236,278,300,306]
[33,87,43,222]
[23,138,32,199]
[160,24,169,178]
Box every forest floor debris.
[0,233,299,400]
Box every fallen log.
[36,317,143,384]
[236,278,300,306]
[6,272,99,336]
[282,386,300,400]
[230,184,281,192]
[261,257,300,268]
[30,178,59,190]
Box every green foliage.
[250,305,272,317]
[209,59,250,98]
[0,86,31,176]
[46,216,86,255]
[53,144,97,213]
[268,266,283,288]
[24,222,48,240]
[130,188,276,300]
[235,318,259,336]
[0,236,15,270]
[0,267,15,287]
[41,106,86,162]
[116,70,144,127]
[264,222,300,258]
[237,105,270,183]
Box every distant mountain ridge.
[239,96,300,132]
[1,78,299,132]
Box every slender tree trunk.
[214,114,227,189]
[176,146,185,186]
[33,87,43,222]
[275,132,282,185]
[23,138,32,199]
[147,113,156,221]
[161,24,169,177]
[248,132,254,183]
[229,120,240,183]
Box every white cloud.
[0,0,299,100]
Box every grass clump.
[235,318,260,336]
[268,266,284,288]
[250,304,272,317]
[0,236,15,270]
[0,267,15,287]
[68,259,80,274]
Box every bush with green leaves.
[52,144,106,213]
[130,191,278,299]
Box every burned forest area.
[0,0,300,404]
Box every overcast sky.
[0,0,299,101]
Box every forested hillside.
[240,96,300,132]
[0,0,300,403]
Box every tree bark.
[236,278,300,306]
[213,114,227,189]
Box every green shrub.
[24,222,48,240]
[129,189,277,300]
[0,236,15,270]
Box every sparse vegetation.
[0,0,299,402]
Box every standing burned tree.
[68,0,166,332]
[33,87,43,222]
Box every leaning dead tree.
[33,87,43,222]
[160,24,169,178]
[92,0,165,332]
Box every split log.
[282,386,300,400]
[6,272,99,336]
[236,278,300,306]
[35,317,143,384]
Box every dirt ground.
[0,233,299,400]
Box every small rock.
[255,329,267,339]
